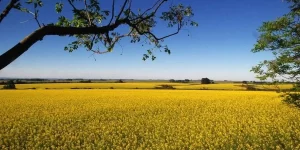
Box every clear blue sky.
[0,0,290,80]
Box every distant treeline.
[0,79,108,84]
[0,78,130,85]
[233,81,296,84]
[169,79,190,83]
[0,78,297,85]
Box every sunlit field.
[0,82,293,90]
[3,82,182,89]
[175,83,293,90]
[0,90,299,149]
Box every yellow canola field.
[0,90,299,149]
[12,83,180,89]
[176,83,293,90]
[1,83,293,90]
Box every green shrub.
[115,79,124,83]
[282,93,300,108]
[3,80,16,89]
[155,85,175,89]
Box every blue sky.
[0,0,290,80]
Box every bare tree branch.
[0,19,128,70]
[108,0,115,25]
[126,18,182,41]
[90,49,110,54]
[0,0,195,70]
[67,0,77,10]
[34,16,41,27]
[67,0,96,27]
[14,7,42,28]
[139,0,163,18]
[130,0,166,22]
[0,0,19,23]
[128,0,132,11]
[115,0,129,21]
[89,29,133,54]
[84,0,92,26]
[88,34,97,50]
[33,5,41,27]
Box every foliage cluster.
[252,0,300,107]
[201,78,213,84]
[169,79,190,83]
[2,80,16,89]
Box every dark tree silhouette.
[201,78,211,84]
[3,80,16,89]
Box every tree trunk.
[0,28,45,70]
[0,20,126,70]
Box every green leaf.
[164,47,171,55]
[151,55,156,61]
[20,8,30,13]
[37,0,43,7]
[26,0,33,4]
[147,49,152,55]
[55,2,63,13]
[102,11,110,16]
[190,21,198,27]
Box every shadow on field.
[235,84,257,91]
[234,84,282,92]
[155,85,176,89]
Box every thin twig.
[20,19,31,23]
[127,18,182,41]
[0,0,19,23]
[89,34,97,50]
[33,5,41,28]
[67,0,94,26]
[139,0,162,18]
[115,0,129,21]
[108,0,115,25]
[84,0,92,26]
[117,40,124,55]
[130,0,166,22]
[34,17,41,27]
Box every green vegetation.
[2,80,16,89]
[201,78,213,84]
[252,0,300,107]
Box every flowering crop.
[0,83,293,90]
[0,90,299,149]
